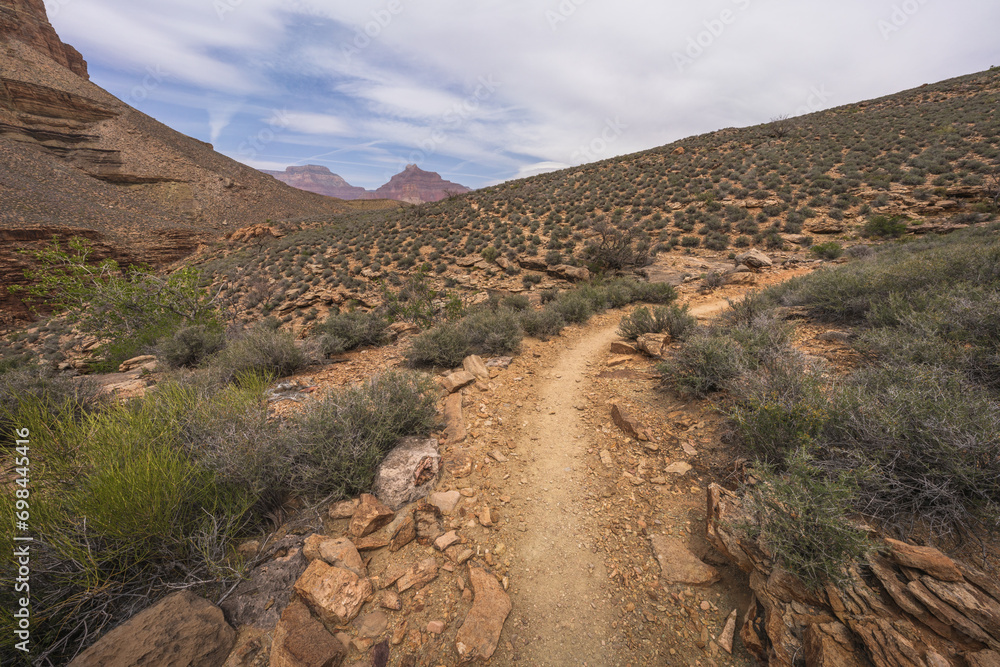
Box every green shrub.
[659,331,745,396]
[500,294,531,312]
[208,326,305,382]
[407,322,470,367]
[618,305,689,340]
[519,308,566,339]
[290,371,438,497]
[552,293,593,324]
[312,311,390,355]
[810,241,843,260]
[158,323,226,368]
[863,214,908,238]
[460,309,523,357]
[658,304,698,339]
[741,449,874,590]
[0,366,103,439]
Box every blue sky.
[45,0,1000,190]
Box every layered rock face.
[0,0,88,77]
[262,165,370,199]
[265,163,471,204]
[0,0,350,319]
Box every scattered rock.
[611,404,642,440]
[68,591,235,667]
[610,341,637,355]
[736,249,773,270]
[329,499,360,520]
[373,437,441,510]
[294,560,373,628]
[649,535,719,585]
[349,494,394,538]
[221,538,308,630]
[600,450,614,468]
[303,535,366,577]
[414,502,445,544]
[455,567,512,662]
[664,462,692,475]
[719,609,737,654]
[380,590,402,611]
[434,531,461,551]
[635,333,669,357]
[397,558,439,593]
[428,490,462,514]
[354,610,388,638]
[441,371,476,394]
[462,355,490,381]
[725,272,757,286]
[388,513,416,552]
[441,393,467,446]
[478,506,494,527]
[353,535,390,552]
[427,620,446,635]
[486,357,513,369]
[269,599,346,667]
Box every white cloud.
[283,112,351,136]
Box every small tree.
[10,236,217,338]
[583,217,651,273]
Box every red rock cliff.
[0,0,88,77]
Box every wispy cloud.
[48,1,1000,188]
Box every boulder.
[462,355,490,381]
[69,591,235,667]
[610,341,638,355]
[455,567,511,662]
[548,264,590,281]
[635,333,669,357]
[221,537,308,631]
[348,494,394,538]
[372,437,441,511]
[269,599,346,667]
[302,535,366,577]
[293,560,373,628]
[118,355,157,373]
[440,371,476,394]
[518,257,549,271]
[735,249,772,270]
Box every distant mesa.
[263,164,471,204]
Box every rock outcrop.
[263,163,470,204]
[707,483,1000,667]
[0,0,87,76]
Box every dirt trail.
[499,323,623,666]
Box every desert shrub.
[158,323,226,368]
[582,218,650,272]
[406,323,469,368]
[0,367,102,440]
[290,371,438,497]
[658,304,698,339]
[700,271,726,291]
[863,214,908,238]
[500,294,531,312]
[540,288,559,304]
[519,308,566,339]
[460,309,523,357]
[552,293,593,324]
[741,450,873,590]
[312,311,390,355]
[618,305,690,340]
[626,280,678,304]
[208,326,306,383]
[810,241,843,260]
[659,330,745,396]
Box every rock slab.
[269,599,346,667]
[294,560,373,628]
[349,494,394,538]
[69,591,235,667]
[649,535,719,585]
[455,567,511,662]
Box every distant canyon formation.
[263,164,471,204]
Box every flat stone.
[606,355,632,367]
[434,530,461,551]
[649,535,720,585]
[397,557,439,593]
[294,560,374,627]
[441,371,476,394]
[635,333,669,357]
[611,404,642,440]
[349,494,394,538]
[665,462,692,475]
[380,590,402,611]
[600,450,614,467]
[427,620,446,635]
[478,506,494,527]
[447,546,475,565]
[68,591,235,667]
[455,567,511,662]
[354,610,388,638]
[719,609,737,654]
[353,535,390,552]
[268,599,346,667]
[428,490,462,514]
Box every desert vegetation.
[659,223,1000,587]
